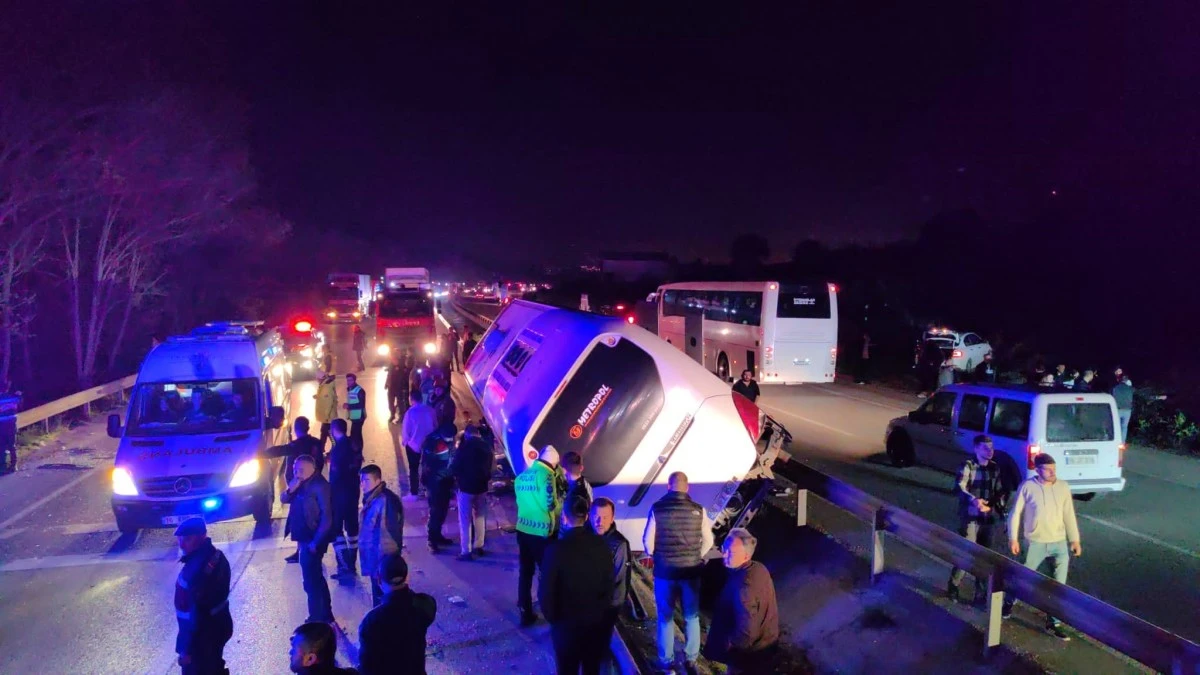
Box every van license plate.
[162,514,202,526]
[1066,456,1096,466]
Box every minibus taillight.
[1027,443,1041,469]
[1118,443,1126,468]
[732,392,761,441]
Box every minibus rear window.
[529,337,664,486]
[1046,403,1115,443]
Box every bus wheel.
[253,484,275,524]
[114,513,138,536]
[717,354,731,382]
[886,432,915,467]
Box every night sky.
[8,2,1198,266]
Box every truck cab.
[107,322,291,534]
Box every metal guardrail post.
[983,571,1005,656]
[796,488,809,528]
[871,507,887,584]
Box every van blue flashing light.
[202,498,220,511]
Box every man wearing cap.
[1005,453,1082,640]
[358,553,437,675]
[421,421,458,553]
[540,495,616,674]
[514,445,564,626]
[281,454,335,624]
[173,518,233,675]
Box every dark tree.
[729,233,770,270]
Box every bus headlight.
[300,347,314,358]
[377,344,391,356]
[352,311,362,318]
[229,459,261,488]
[423,342,437,355]
[112,467,138,496]
[326,311,337,319]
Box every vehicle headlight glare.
[377,344,391,356]
[229,459,261,488]
[423,342,437,355]
[300,347,314,358]
[112,467,138,496]
[326,311,337,319]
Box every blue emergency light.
[201,498,220,511]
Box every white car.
[918,328,991,372]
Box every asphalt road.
[451,298,1200,646]
[0,319,516,674]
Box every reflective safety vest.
[347,384,365,421]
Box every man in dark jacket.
[947,434,1009,605]
[430,380,457,430]
[973,352,998,383]
[385,353,411,424]
[732,369,760,403]
[174,518,233,675]
[421,422,457,553]
[562,451,594,507]
[591,497,631,675]
[642,472,713,673]
[703,528,780,674]
[358,553,437,675]
[281,455,335,623]
[327,419,364,580]
[289,621,358,674]
[446,325,461,373]
[540,495,617,675]
[271,416,327,564]
[451,423,494,561]
[358,464,404,606]
[352,325,367,372]
[461,331,478,367]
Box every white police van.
[885,383,1126,500]
[108,322,291,533]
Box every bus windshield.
[127,379,260,436]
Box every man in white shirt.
[1005,453,1082,640]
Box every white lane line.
[818,385,913,412]
[1079,514,1200,561]
[0,536,295,573]
[0,465,103,533]
[758,402,864,440]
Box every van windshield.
[127,380,260,437]
[1046,403,1114,443]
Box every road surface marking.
[818,385,912,412]
[0,536,295,573]
[0,466,102,533]
[758,402,865,440]
[1079,514,1200,560]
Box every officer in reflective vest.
[343,373,367,452]
[174,517,233,675]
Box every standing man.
[1112,374,1135,443]
[358,553,438,675]
[973,352,998,383]
[1004,454,1081,640]
[280,455,334,624]
[562,451,593,506]
[703,529,780,674]
[352,325,367,372]
[173,518,233,675]
[515,445,564,627]
[947,435,1008,605]
[591,497,632,675]
[421,422,458,553]
[313,369,338,450]
[855,332,872,385]
[540,495,617,674]
[642,471,713,674]
[343,373,366,452]
[430,379,457,430]
[400,389,439,498]
[269,417,326,565]
[732,369,760,403]
[327,419,363,581]
[451,423,494,561]
[385,353,411,424]
[461,330,478,367]
[358,464,404,606]
[447,325,461,373]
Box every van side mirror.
[107,414,123,439]
[268,406,285,429]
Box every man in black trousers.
[539,495,616,674]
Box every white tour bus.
[655,281,839,384]
[107,322,292,533]
[464,300,785,545]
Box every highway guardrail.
[780,459,1200,674]
[16,374,137,434]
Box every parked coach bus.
[654,281,839,384]
[463,299,784,546]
